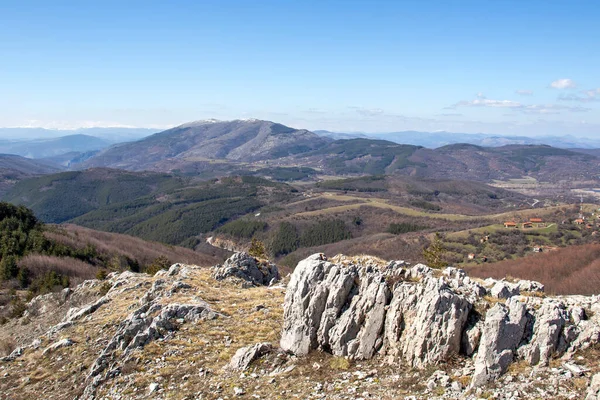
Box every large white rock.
[471,298,527,386]
[280,254,600,388]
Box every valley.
[1,119,600,400]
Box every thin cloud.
[305,108,328,114]
[448,95,590,114]
[437,113,463,117]
[559,88,600,102]
[515,90,533,96]
[350,107,385,117]
[522,104,590,114]
[550,79,576,89]
[448,98,522,109]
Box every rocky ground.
[0,252,599,399]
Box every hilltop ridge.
[1,252,599,399]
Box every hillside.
[0,134,110,159]
[3,170,298,247]
[80,119,331,170]
[0,154,61,176]
[466,243,600,295]
[59,119,600,184]
[3,169,184,223]
[0,201,227,327]
[405,144,600,183]
[0,154,63,195]
[303,139,422,175]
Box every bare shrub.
[0,338,16,357]
[50,224,227,268]
[18,255,97,281]
[466,243,600,295]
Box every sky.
[1,0,600,137]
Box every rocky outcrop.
[281,253,600,388]
[82,266,223,399]
[212,252,279,286]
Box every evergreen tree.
[422,233,448,269]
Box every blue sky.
[1,0,599,136]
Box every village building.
[504,221,517,228]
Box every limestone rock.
[213,252,279,286]
[226,342,272,371]
[281,253,600,388]
[384,277,471,368]
[517,300,569,366]
[490,281,520,299]
[517,279,544,293]
[281,254,471,367]
[42,338,74,356]
[587,373,600,400]
[471,298,527,386]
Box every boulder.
[471,298,528,386]
[517,301,569,366]
[226,342,272,371]
[213,252,279,286]
[280,254,471,367]
[490,281,520,299]
[383,278,471,368]
[42,338,74,356]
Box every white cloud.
[515,90,533,96]
[550,79,576,89]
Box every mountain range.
[0,134,111,159]
[62,119,600,184]
[315,130,600,149]
[80,119,331,170]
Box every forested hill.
[2,169,298,247]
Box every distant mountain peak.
[179,119,222,127]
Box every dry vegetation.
[51,224,228,268]
[18,255,97,284]
[466,243,600,295]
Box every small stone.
[149,382,159,393]
[234,386,245,396]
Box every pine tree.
[422,233,448,269]
[248,238,267,259]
